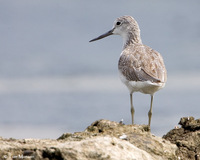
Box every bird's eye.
[116,21,121,25]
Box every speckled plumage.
[119,44,166,82]
[118,43,167,94]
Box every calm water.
[0,0,200,139]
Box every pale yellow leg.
[148,95,154,127]
[130,93,135,125]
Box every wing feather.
[118,44,167,83]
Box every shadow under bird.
[89,15,167,128]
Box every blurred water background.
[0,0,200,139]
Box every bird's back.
[118,44,167,94]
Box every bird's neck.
[122,31,142,49]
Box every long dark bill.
[89,28,114,42]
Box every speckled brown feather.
[118,44,167,83]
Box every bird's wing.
[118,45,167,83]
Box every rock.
[58,119,177,159]
[163,117,200,160]
[60,136,156,160]
[0,117,199,160]
[0,136,155,160]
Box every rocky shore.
[0,117,199,160]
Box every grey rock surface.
[0,117,199,160]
